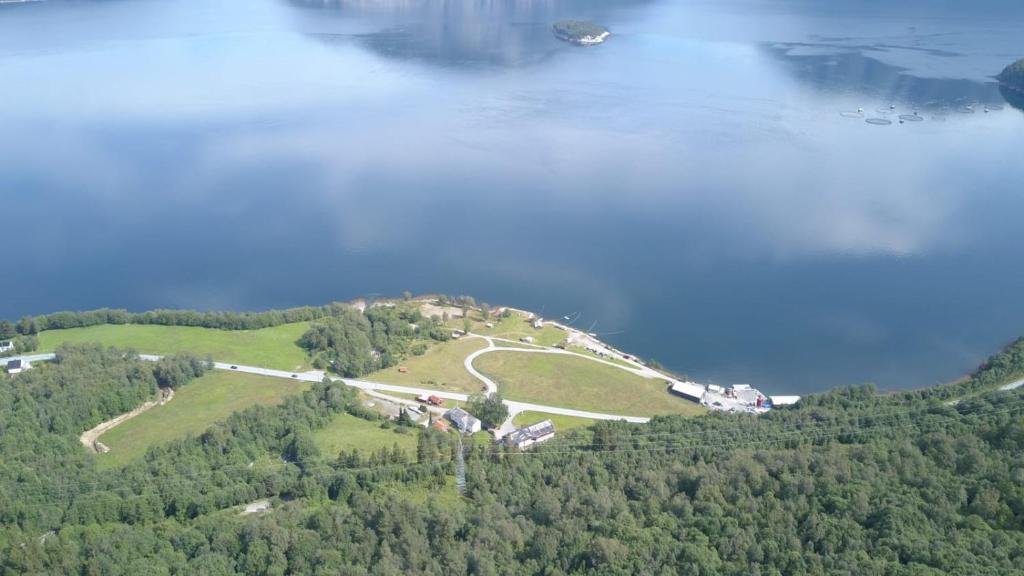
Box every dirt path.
[79,388,174,453]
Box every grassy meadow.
[38,323,312,371]
[311,413,419,458]
[512,410,595,432]
[474,351,705,417]
[97,370,310,468]
[366,336,488,393]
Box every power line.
[4,395,1019,499]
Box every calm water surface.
[2,0,1024,394]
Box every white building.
[0,341,13,353]
[445,407,482,434]
[670,381,706,403]
[532,318,544,329]
[770,395,801,406]
[505,420,555,449]
[730,384,760,405]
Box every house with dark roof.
[6,359,29,374]
[0,341,13,353]
[445,407,482,434]
[504,419,555,449]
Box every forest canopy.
[1,339,1024,574]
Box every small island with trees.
[553,20,610,46]
[997,58,1024,92]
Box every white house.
[0,341,13,353]
[770,395,801,406]
[6,359,29,374]
[505,420,556,449]
[532,318,544,329]
[445,407,482,434]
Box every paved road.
[6,352,650,423]
[1001,378,1024,391]
[3,352,57,363]
[463,336,500,394]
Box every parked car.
[230,365,238,370]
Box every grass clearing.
[97,370,310,468]
[378,476,465,508]
[39,323,312,371]
[512,411,595,432]
[477,315,568,347]
[367,336,488,393]
[567,345,636,369]
[311,413,419,458]
[474,351,706,418]
[492,341,542,350]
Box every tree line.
[3,302,361,335]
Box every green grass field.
[477,315,567,347]
[512,411,595,432]
[366,336,488,393]
[311,413,419,458]
[97,370,310,468]
[474,351,706,418]
[39,323,312,371]
[567,345,636,369]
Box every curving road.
[6,351,651,424]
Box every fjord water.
[2,0,1023,394]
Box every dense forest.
[2,339,1024,574]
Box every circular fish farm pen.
[875,107,896,115]
[899,114,924,122]
[865,118,893,125]
[840,111,864,118]
[956,105,976,114]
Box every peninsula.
[997,58,1024,92]
[553,20,610,46]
